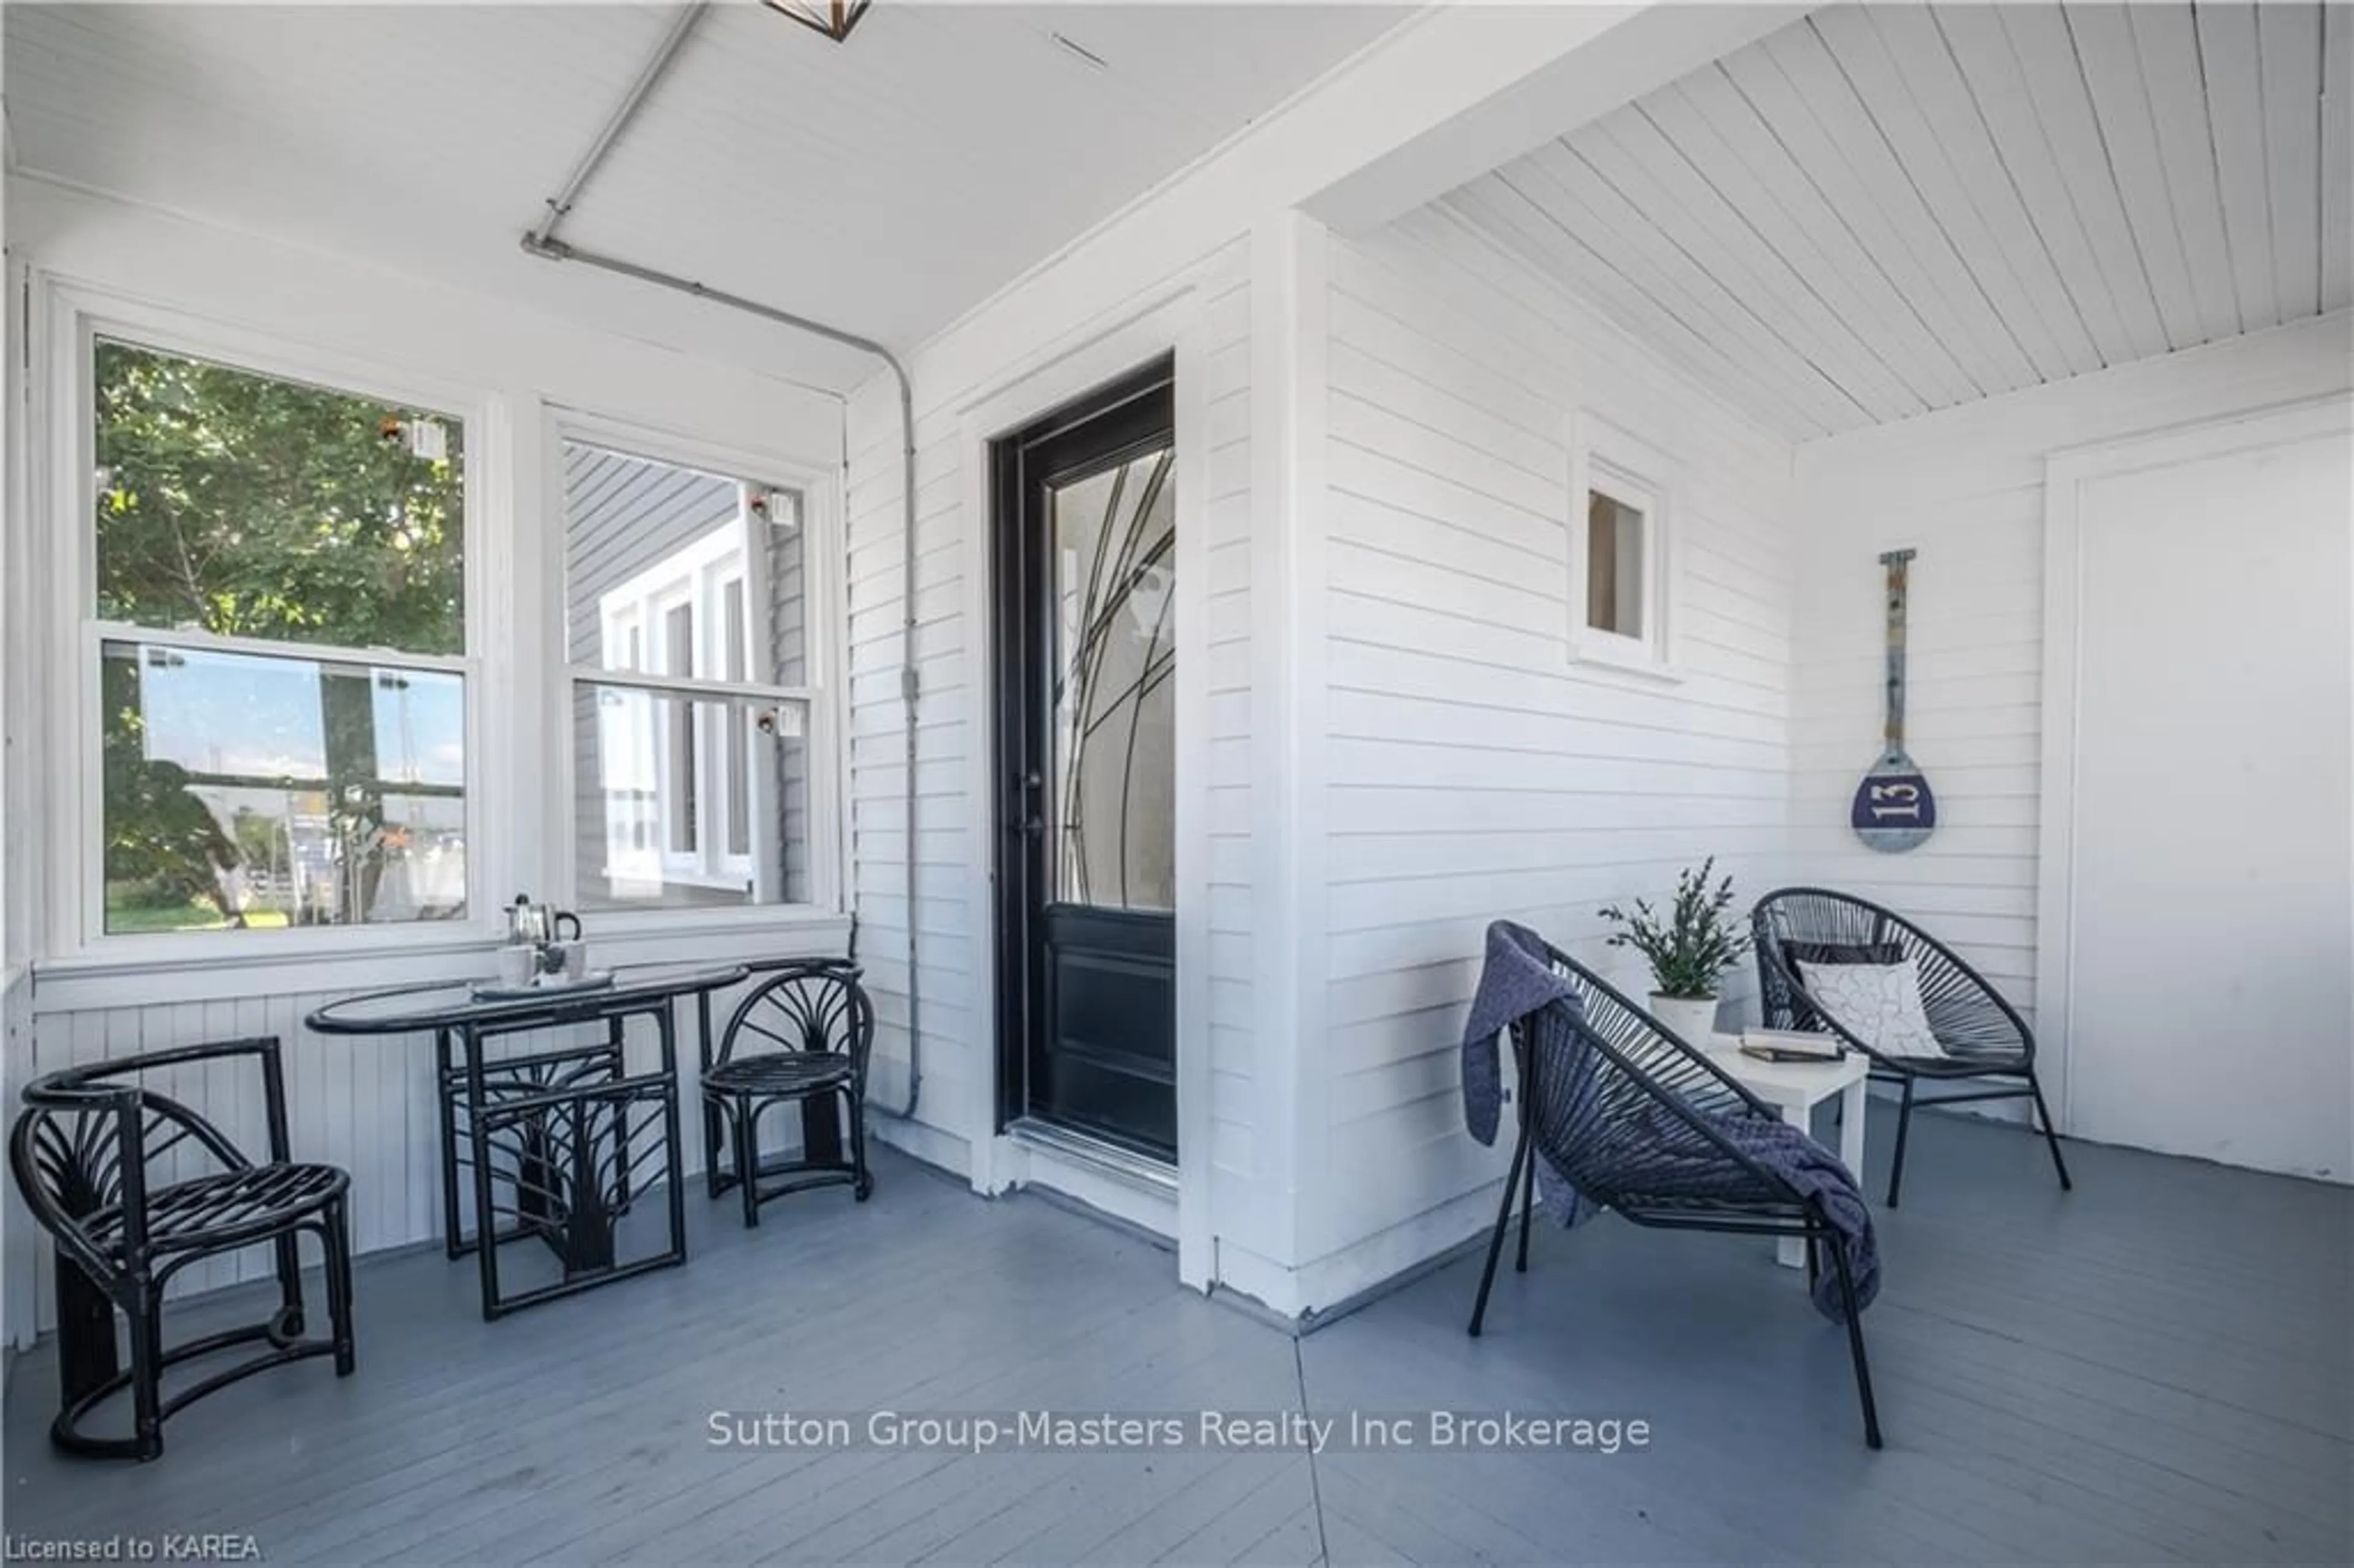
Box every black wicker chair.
[1468,937,1882,1448]
[1752,888,2071,1208]
[10,1037,356,1461]
[699,961,875,1227]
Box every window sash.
[564,663,815,707]
[89,333,470,661]
[91,620,471,676]
[65,308,489,953]
[568,674,812,902]
[556,422,827,918]
[91,633,475,936]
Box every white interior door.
[2052,400,2352,1182]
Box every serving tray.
[471,971,616,1002]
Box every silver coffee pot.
[508,896,581,948]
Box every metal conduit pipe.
[517,6,922,1119]
[525,1,713,252]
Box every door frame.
[988,354,1177,1155]
[2034,392,2354,1132]
[950,285,1211,1285]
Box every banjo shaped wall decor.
[1851,547,1937,852]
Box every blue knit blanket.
[1460,919,1879,1323]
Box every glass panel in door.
[1048,446,1176,913]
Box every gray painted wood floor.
[6,1108,2348,1566]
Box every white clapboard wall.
[1790,311,2354,1037]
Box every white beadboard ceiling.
[3,2,1402,384]
[1438,2,2353,443]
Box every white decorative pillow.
[1797,957,1948,1060]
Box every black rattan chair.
[10,1037,355,1461]
[699,961,874,1227]
[1751,887,2071,1207]
[1468,936,1882,1448]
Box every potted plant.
[1599,858,1751,1045]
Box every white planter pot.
[1648,993,1721,1046]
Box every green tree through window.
[94,340,467,932]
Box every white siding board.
[1645,70,1980,411]
[1517,137,1865,433]
[1835,4,2105,378]
[1578,104,1927,421]
[2323,5,2353,314]
[1440,178,1829,440]
[1754,21,2043,395]
[2127,2,2247,343]
[2195,2,2282,332]
[2257,2,2326,322]
[2060,3,2204,352]
[1710,37,2013,405]
[1932,4,2149,367]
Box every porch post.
[1233,210,1332,1313]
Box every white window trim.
[33,278,508,965]
[547,408,846,932]
[1565,408,1683,683]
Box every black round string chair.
[698,961,875,1227]
[1751,887,2071,1208]
[1468,934,1882,1448]
[10,1037,356,1461]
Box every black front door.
[992,359,1177,1163]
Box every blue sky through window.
[127,643,463,786]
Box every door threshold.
[1005,1118,1176,1197]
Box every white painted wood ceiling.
[1439,2,2353,443]
[3,2,1401,385]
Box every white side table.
[1702,1035,1869,1269]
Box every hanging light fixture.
[764,1,871,43]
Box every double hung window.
[562,438,814,911]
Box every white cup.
[495,944,535,989]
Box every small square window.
[1585,487,1646,639]
[1568,417,1673,675]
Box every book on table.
[1737,1028,1845,1063]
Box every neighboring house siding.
[1300,209,1800,1299]
[1789,313,2354,1033]
[563,444,744,667]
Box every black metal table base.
[311,966,744,1323]
[455,1015,687,1320]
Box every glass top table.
[308,962,748,1320]
[307,962,750,1036]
